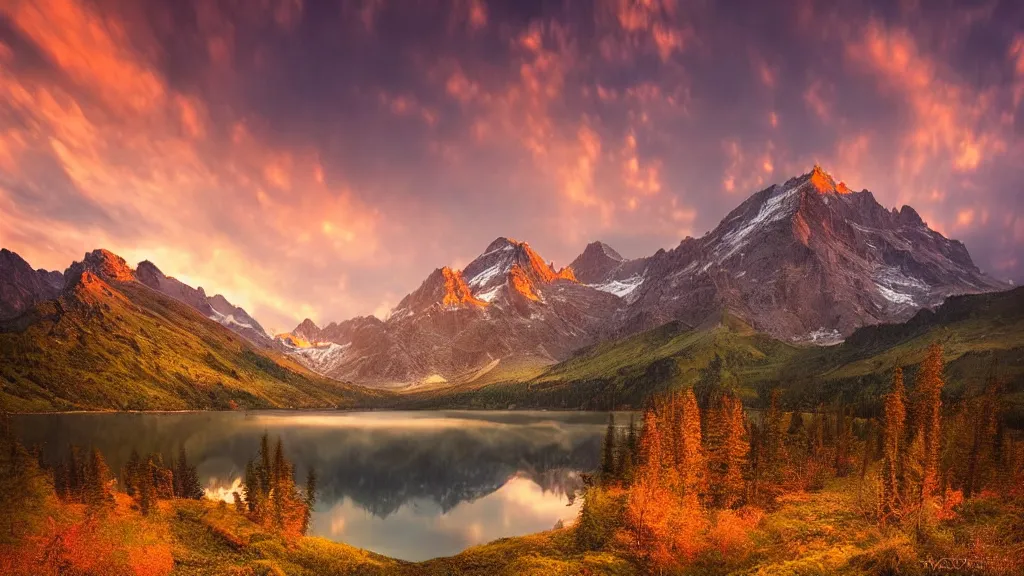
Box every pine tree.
[123,449,141,496]
[835,407,853,477]
[707,392,748,508]
[175,446,204,500]
[676,388,706,501]
[600,413,617,483]
[695,354,725,434]
[964,371,1002,498]
[764,389,785,471]
[302,468,317,536]
[136,456,156,515]
[637,407,662,482]
[880,366,907,524]
[617,415,637,484]
[83,447,113,509]
[915,343,945,500]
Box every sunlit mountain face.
[1,0,1022,338]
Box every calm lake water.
[11,410,614,561]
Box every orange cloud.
[846,21,1006,182]
[9,0,166,114]
[0,0,384,330]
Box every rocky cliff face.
[0,249,63,320]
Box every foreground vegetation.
[571,343,1024,574]
[4,342,1024,574]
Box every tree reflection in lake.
[12,410,614,560]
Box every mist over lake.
[10,410,620,560]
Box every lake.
[10,410,617,561]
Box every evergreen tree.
[136,456,156,515]
[302,468,317,535]
[174,446,204,500]
[835,406,853,477]
[123,449,141,497]
[763,389,785,476]
[616,415,636,484]
[964,371,1002,498]
[637,407,662,480]
[880,366,907,524]
[707,392,748,508]
[83,447,113,509]
[915,343,945,500]
[600,413,617,483]
[695,354,726,434]
[677,388,706,501]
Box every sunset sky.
[1,0,1022,333]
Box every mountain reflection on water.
[12,410,614,560]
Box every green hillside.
[0,272,388,412]
[401,288,1024,423]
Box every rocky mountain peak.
[569,241,626,284]
[804,164,851,195]
[295,318,321,339]
[0,248,64,319]
[65,248,135,285]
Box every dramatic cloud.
[1,0,1021,331]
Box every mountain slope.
[0,249,386,412]
[582,166,1008,341]
[0,248,63,320]
[135,259,274,347]
[399,287,1024,422]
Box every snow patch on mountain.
[290,342,351,375]
[466,262,506,288]
[208,309,255,331]
[717,185,799,262]
[876,284,915,305]
[476,285,503,303]
[589,275,644,299]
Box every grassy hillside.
[0,273,389,412]
[400,288,1024,422]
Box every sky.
[1,0,1022,333]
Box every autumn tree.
[706,392,749,508]
[880,366,907,525]
[963,371,1002,498]
[914,343,945,501]
[676,388,707,502]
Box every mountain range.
[274,166,1009,388]
[0,166,1012,403]
[0,248,384,411]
